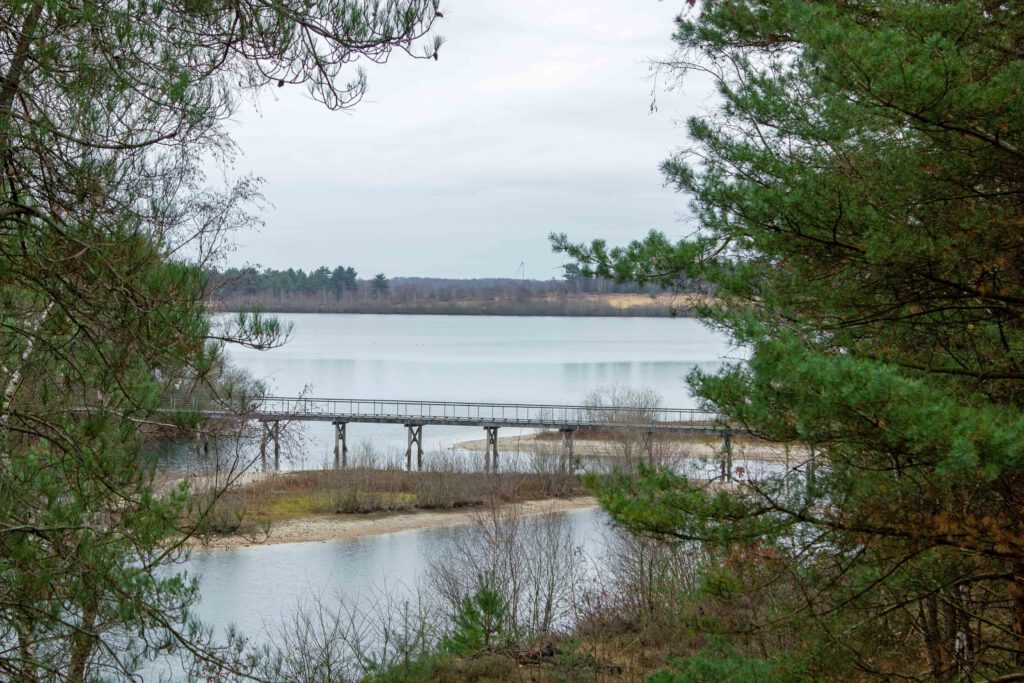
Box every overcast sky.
[223,1,714,279]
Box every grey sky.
[225,1,714,279]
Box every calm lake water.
[160,314,743,676]
[221,313,737,468]
[187,506,611,645]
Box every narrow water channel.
[186,506,611,645]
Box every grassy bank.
[194,467,585,539]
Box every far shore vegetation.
[207,267,702,317]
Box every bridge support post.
[259,422,268,471]
[333,422,348,469]
[195,429,209,456]
[273,421,281,471]
[720,431,732,480]
[406,424,423,471]
[484,427,499,473]
[559,428,575,473]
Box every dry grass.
[529,426,753,445]
[212,291,704,317]
[196,466,585,537]
[488,429,807,465]
[542,292,710,310]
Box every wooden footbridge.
[227,396,731,472]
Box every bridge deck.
[176,396,727,433]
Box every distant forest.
[208,265,692,316]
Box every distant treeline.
[212,265,360,299]
[208,266,695,317]
[210,265,657,299]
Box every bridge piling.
[559,428,575,472]
[720,431,732,480]
[333,422,348,469]
[484,427,499,473]
[258,420,281,471]
[259,422,267,470]
[406,424,423,471]
[194,429,209,456]
[273,421,281,470]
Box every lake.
[158,313,742,676]
[220,313,737,468]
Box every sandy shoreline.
[195,495,600,550]
[455,432,805,463]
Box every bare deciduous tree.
[429,503,588,641]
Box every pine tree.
[371,272,391,299]
[442,581,509,655]
[0,1,442,679]
[555,1,1024,678]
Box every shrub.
[442,580,510,655]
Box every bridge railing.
[251,396,721,428]
[161,394,256,415]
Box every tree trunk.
[16,613,38,683]
[920,594,950,680]
[1010,561,1024,667]
[67,601,97,683]
[0,1,43,145]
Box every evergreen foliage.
[442,580,510,655]
[649,648,815,683]
[213,265,360,300]
[371,272,391,299]
[556,1,1024,678]
[0,0,441,679]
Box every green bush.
[442,580,510,655]
[649,649,817,683]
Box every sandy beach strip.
[194,495,600,549]
[454,432,807,463]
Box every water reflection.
[224,314,733,403]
